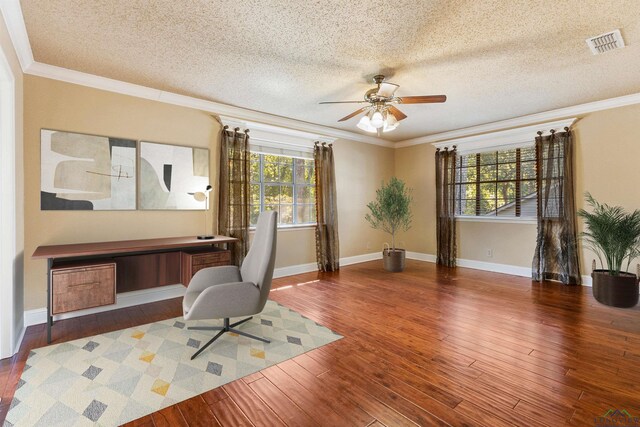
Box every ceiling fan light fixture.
[357,115,376,132]
[370,111,385,128]
[383,113,398,132]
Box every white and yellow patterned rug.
[4,300,341,426]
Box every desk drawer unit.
[51,262,116,315]
[181,249,231,285]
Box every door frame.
[0,38,17,359]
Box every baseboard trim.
[24,284,186,327]
[406,252,437,263]
[273,262,318,278]
[340,252,382,266]
[273,252,382,278]
[456,258,532,278]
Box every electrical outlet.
[486,249,493,258]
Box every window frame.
[453,145,538,221]
[249,152,316,228]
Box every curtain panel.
[314,142,340,272]
[218,126,250,266]
[532,128,581,285]
[435,147,457,267]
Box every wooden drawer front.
[181,249,231,285]
[52,264,116,315]
[192,251,231,267]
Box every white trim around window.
[433,118,576,154]
[219,116,335,156]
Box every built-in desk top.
[32,235,238,260]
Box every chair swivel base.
[188,316,270,360]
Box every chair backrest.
[241,211,278,306]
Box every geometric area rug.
[4,300,342,426]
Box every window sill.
[250,224,316,232]
[455,216,537,225]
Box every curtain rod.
[537,126,570,136]
[314,141,332,147]
[223,125,250,134]
[435,145,457,152]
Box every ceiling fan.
[319,74,446,135]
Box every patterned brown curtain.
[532,128,581,285]
[218,126,250,265]
[435,147,457,267]
[314,142,340,272]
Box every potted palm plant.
[365,177,412,272]
[577,193,640,308]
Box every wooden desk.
[33,235,238,343]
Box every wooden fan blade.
[338,107,367,122]
[377,82,399,98]
[387,105,407,121]
[398,95,447,104]
[319,101,368,104]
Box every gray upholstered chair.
[183,211,278,359]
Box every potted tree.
[578,193,640,308]
[365,177,412,272]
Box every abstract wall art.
[139,141,210,210]
[41,129,137,210]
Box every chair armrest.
[186,265,241,293]
[185,281,260,320]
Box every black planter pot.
[592,269,639,308]
[383,249,406,272]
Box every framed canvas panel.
[139,141,210,210]
[41,129,137,210]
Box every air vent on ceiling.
[586,29,625,55]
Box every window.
[250,153,316,226]
[454,146,537,218]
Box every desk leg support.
[47,257,53,343]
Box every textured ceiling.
[20,0,640,141]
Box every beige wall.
[395,103,640,277]
[574,104,640,274]
[1,12,25,340]
[394,142,437,255]
[24,75,221,310]
[334,139,395,256]
[24,76,396,310]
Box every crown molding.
[395,92,640,148]
[219,116,334,154]
[24,62,393,147]
[0,0,33,71]
[433,118,576,154]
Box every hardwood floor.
[2,260,639,426]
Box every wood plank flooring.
[2,260,639,426]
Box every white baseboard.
[273,262,318,278]
[406,251,601,287]
[456,258,532,278]
[273,252,382,278]
[407,251,530,277]
[340,252,382,266]
[406,252,437,263]
[24,284,186,327]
